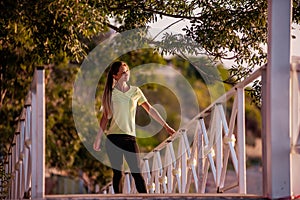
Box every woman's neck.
[115,82,129,92]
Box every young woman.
[93,61,176,193]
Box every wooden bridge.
[2,0,300,199]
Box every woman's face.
[113,63,130,82]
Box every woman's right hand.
[94,116,108,151]
[93,132,102,151]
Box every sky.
[148,18,300,68]
[291,24,300,58]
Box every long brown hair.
[102,61,125,118]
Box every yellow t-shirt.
[106,86,147,137]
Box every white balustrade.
[101,66,265,195]
[4,67,45,199]
[4,60,299,198]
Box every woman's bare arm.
[141,101,176,135]
[93,114,109,151]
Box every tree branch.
[176,50,225,84]
[143,8,201,21]
[151,19,185,41]
[104,22,120,32]
[108,5,201,21]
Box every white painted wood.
[196,120,203,193]
[200,118,216,183]
[179,132,187,193]
[30,67,45,199]
[156,151,163,176]
[36,68,45,198]
[165,142,174,193]
[15,131,20,198]
[143,159,152,190]
[130,173,136,194]
[290,56,300,151]
[173,142,182,193]
[169,142,176,168]
[220,96,238,189]
[227,99,239,175]
[201,159,209,193]
[151,151,160,193]
[11,142,16,199]
[144,159,154,193]
[185,125,199,193]
[237,88,246,194]
[8,152,12,199]
[166,161,173,193]
[217,104,229,134]
[95,184,100,193]
[156,150,167,194]
[155,151,163,193]
[290,57,300,196]
[109,184,114,194]
[215,104,223,190]
[31,84,37,198]
[123,172,131,194]
[264,0,292,198]
[19,120,25,198]
[24,106,31,194]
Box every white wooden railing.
[4,59,300,198]
[4,67,45,199]
[100,66,264,195]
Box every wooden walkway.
[45,193,267,200]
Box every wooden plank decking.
[45,193,267,200]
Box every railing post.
[264,0,291,198]
[165,141,174,193]
[179,131,187,193]
[290,56,300,196]
[108,184,114,194]
[168,141,181,193]
[153,150,162,193]
[11,138,16,199]
[123,172,131,194]
[143,158,154,193]
[30,67,45,199]
[24,104,32,196]
[19,116,25,198]
[261,66,268,197]
[14,127,20,199]
[196,119,204,193]
[7,150,12,199]
[237,87,246,194]
[215,104,223,191]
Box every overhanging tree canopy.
[1,0,299,68]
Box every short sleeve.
[137,87,148,105]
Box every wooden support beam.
[263,0,292,198]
